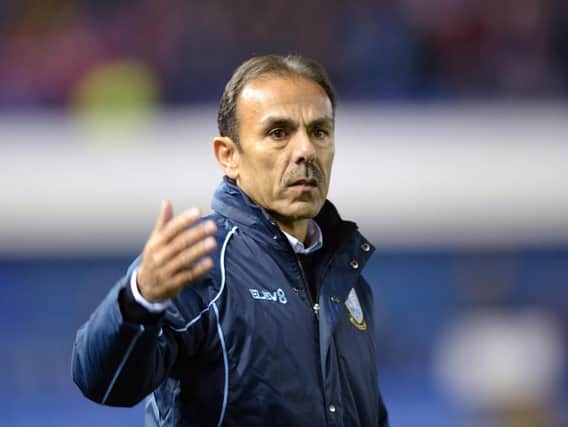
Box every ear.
[213,136,240,180]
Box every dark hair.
[217,55,336,145]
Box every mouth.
[287,178,318,192]
[288,178,318,187]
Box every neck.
[275,218,310,244]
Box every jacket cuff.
[130,269,172,312]
[118,271,168,325]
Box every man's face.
[233,75,335,223]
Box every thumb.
[154,199,173,231]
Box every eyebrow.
[260,115,334,129]
[309,117,334,129]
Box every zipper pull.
[312,303,320,318]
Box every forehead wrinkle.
[241,75,329,106]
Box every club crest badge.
[345,288,367,330]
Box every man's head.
[213,55,336,235]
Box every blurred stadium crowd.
[1,1,568,427]
[1,0,568,109]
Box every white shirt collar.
[281,220,323,254]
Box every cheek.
[321,150,334,177]
[263,157,286,182]
[246,154,281,193]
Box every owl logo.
[345,288,367,331]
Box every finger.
[153,200,173,232]
[153,220,217,265]
[171,257,214,288]
[158,208,202,244]
[164,236,217,276]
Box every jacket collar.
[211,177,276,229]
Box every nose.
[292,129,316,164]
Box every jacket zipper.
[273,222,320,320]
[293,249,329,424]
[295,253,320,320]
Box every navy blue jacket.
[72,178,389,427]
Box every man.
[72,55,389,427]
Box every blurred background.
[1,0,567,426]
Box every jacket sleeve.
[71,262,181,407]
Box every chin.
[283,201,324,220]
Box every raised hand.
[137,200,217,302]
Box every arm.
[72,267,177,406]
[72,201,217,406]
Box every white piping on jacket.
[171,226,238,332]
[102,324,145,404]
[212,302,229,427]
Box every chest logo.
[249,288,288,304]
[346,288,367,330]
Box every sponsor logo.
[249,288,288,304]
[345,288,367,330]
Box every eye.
[268,128,287,140]
[312,128,329,139]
